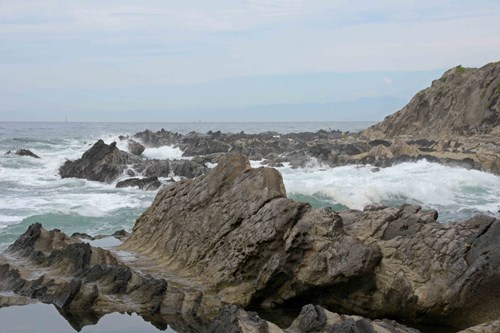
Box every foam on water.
[276,160,500,221]
[0,122,498,251]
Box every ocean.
[0,121,499,332]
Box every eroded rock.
[59,140,141,183]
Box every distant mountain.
[206,96,407,122]
[362,62,500,139]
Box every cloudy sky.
[1,0,499,122]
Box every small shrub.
[456,65,466,74]
[496,84,500,95]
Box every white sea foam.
[276,160,500,220]
[142,146,185,160]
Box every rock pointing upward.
[363,62,500,139]
[122,154,381,309]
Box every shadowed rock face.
[59,139,141,183]
[337,205,500,328]
[59,139,207,185]
[2,154,499,332]
[362,62,500,139]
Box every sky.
[1,0,500,122]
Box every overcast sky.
[1,0,499,122]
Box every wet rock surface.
[5,149,41,159]
[4,154,496,332]
[132,127,500,174]
[59,139,142,183]
[58,139,207,187]
[116,176,162,190]
[128,139,145,156]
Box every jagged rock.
[0,223,172,318]
[5,149,40,158]
[209,305,421,333]
[2,154,499,332]
[169,160,207,178]
[128,140,145,155]
[135,160,171,177]
[337,205,500,328]
[122,154,381,312]
[116,177,162,191]
[59,139,142,183]
[362,62,500,139]
[286,305,421,333]
[456,320,500,333]
[133,159,207,179]
[130,125,500,174]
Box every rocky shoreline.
[1,154,498,332]
[1,62,499,332]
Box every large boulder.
[59,139,141,183]
[128,140,145,156]
[122,154,381,310]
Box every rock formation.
[128,139,145,156]
[2,154,499,332]
[116,176,162,190]
[59,139,207,185]
[362,62,500,139]
[209,305,421,333]
[5,149,41,159]
[125,63,500,174]
[59,139,141,183]
[132,127,500,174]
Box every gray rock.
[116,177,162,191]
[59,139,141,183]
[128,140,145,156]
[5,149,41,158]
[362,62,500,139]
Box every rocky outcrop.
[456,320,500,333]
[5,149,41,159]
[128,140,145,156]
[123,154,381,312]
[116,176,162,190]
[59,139,208,185]
[2,154,499,331]
[131,128,500,174]
[362,62,500,139]
[210,305,422,333]
[59,139,141,183]
[337,205,500,328]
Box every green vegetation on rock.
[456,65,466,74]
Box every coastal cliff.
[362,62,500,139]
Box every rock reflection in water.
[0,303,181,333]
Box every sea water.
[0,121,499,332]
